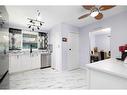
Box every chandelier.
[27,10,44,31]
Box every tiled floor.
[9,68,88,89]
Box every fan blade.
[82,5,96,10]
[99,5,116,11]
[95,13,103,20]
[78,13,90,19]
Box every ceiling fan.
[78,5,116,20]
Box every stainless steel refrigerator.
[0,6,9,89]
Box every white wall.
[49,23,79,71]
[61,23,79,70]
[95,34,110,52]
[79,11,127,67]
[49,24,62,71]
[89,33,95,51]
[79,28,90,67]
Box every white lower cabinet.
[9,55,17,73]
[9,53,41,74]
[9,54,21,73]
[21,54,31,71]
[34,53,40,69]
[87,69,127,89]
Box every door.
[67,32,79,70]
[32,53,40,69]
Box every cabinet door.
[9,55,19,73]
[19,54,24,71]
[9,53,41,73]
[24,54,31,71]
[9,55,14,73]
[19,54,26,71]
[30,53,35,69]
[27,54,32,70]
[35,53,41,68]
[16,55,21,72]
[30,53,40,69]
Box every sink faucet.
[30,44,32,53]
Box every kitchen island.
[86,58,127,89]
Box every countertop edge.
[85,59,127,79]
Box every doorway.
[89,28,111,63]
[67,32,79,70]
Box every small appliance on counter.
[116,45,127,61]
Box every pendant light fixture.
[27,10,44,31]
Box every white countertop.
[9,50,50,55]
[86,58,127,79]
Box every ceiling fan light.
[90,11,99,17]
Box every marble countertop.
[9,50,50,55]
[86,58,127,79]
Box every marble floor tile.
[9,68,88,89]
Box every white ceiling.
[5,6,127,30]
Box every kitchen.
[0,6,53,89]
[1,5,127,89]
[0,6,86,89]
[9,28,52,73]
